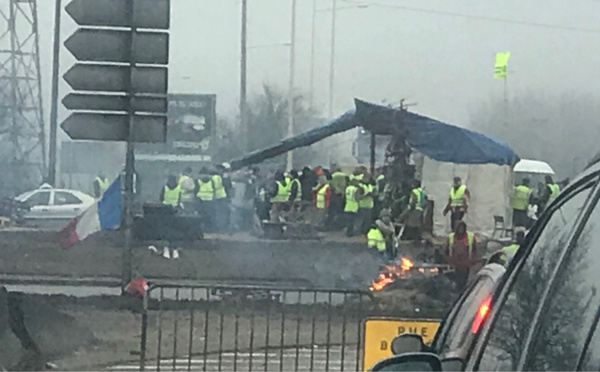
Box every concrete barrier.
[0,230,384,290]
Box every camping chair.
[492,215,513,239]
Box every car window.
[524,190,600,371]
[476,182,595,371]
[442,277,495,353]
[53,191,82,206]
[26,191,50,206]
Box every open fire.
[370,257,445,291]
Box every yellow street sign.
[362,317,441,371]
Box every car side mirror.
[391,333,426,354]
[441,357,465,371]
[369,352,442,372]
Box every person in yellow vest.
[372,209,396,261]
[510,178,532,229]
[312,174,332,228]
[500,230,525,266]
[344,180,364,237]
[287,170,302,203]
[358,176,375,233]
[160,175,182,207]
[443,177,470,232]
[93,174,109,198]
[269,171,290,222]
[540,175,560,213]
[212,165,231,232]
[195,168,216,231]
[367,225,386,260]
[445,221,479,288]
[177,167,195,209]
[349,166,365,182]
[328,166,348,229]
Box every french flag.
[59,177,122,249]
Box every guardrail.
[139,284,375,372]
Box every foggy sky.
[35,0,600,135]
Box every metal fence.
[138,284,374,372]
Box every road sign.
[62,93,167,113]
[65,0,170,29]
[64,28,169,64]
[362,318,440,371]
[61,113,166,142]
[63,64,167,94]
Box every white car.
[15,184,95,227]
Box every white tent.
[420,157,514,237]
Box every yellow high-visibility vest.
[510,185,531,210]
[315,184,330,209]
[367,227,386,252]
[196,180,215,201]
[344,185,359,213]
[359,184,374,209]
[548,183,560,203]
[162,185,181,206]
[449,232,474,258]
[501,243,519,262]
[96,177,109,195]
[350,174,364,181]
[449,185,466,207]
[270,181,290,203]
[411,187,424,211]
[212,175,227,199]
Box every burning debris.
[370,257,453,291]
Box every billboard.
[136,93,216,158]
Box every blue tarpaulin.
[354,99,519,166]
[229,99,519,170]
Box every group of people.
[510,175,561,229]
[159,165,232,232]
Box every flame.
[370,257,414,291]
[401,257,414,271]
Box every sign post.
[61,0,170,292]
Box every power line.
[355,1,600,34]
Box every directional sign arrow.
[64,28,169,64]
[65,0,170,29]
[62,93,167,113]
[61,112,167,142]
[63,64,167,94]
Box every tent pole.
[370,132,376,176]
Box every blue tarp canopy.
[229,99,519,170]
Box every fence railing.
[139,284,375,372]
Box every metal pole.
[370,132,375,177]
[503,76,508,126]
[48,0,62,186]
[122,0,137,293]
[309,0,316,107]
[328,0,336,118]
[240,0,248,151]
[286,0,296,170]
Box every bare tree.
[469,91,600,178]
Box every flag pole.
[504,75,508,126]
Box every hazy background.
[34,0,600,176]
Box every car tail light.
[471,295,492,333]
